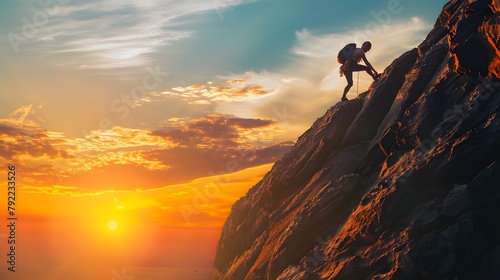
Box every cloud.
[59,126,176,176]
[142,114,292,184]
[225,118,275,129]
[144,141,292,186]
[163,73,293,104]
[152,114,279,147]
[39,13,191,69]
[0,129,71,160]
[0,109,72,161]
[22,184,83,196]
[0,106,172,186]
[1,106,291,193]
[20,0,259,69]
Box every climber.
[339,41,380,101]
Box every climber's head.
[362,41,372,52]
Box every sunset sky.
[0,0,447,279]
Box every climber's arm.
[362,55,378,75]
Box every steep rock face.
[212,0,500,279]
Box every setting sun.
[107,220,118,231]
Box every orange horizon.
[0,163,273,279]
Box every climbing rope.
[356,71,360,96]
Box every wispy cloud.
[25,0,258,69]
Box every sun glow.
[107,220,118,231]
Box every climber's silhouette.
[338,41,380,101]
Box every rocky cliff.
[212,0,500,279]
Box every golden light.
[107,220,118,231]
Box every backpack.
[337,43,356,64]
